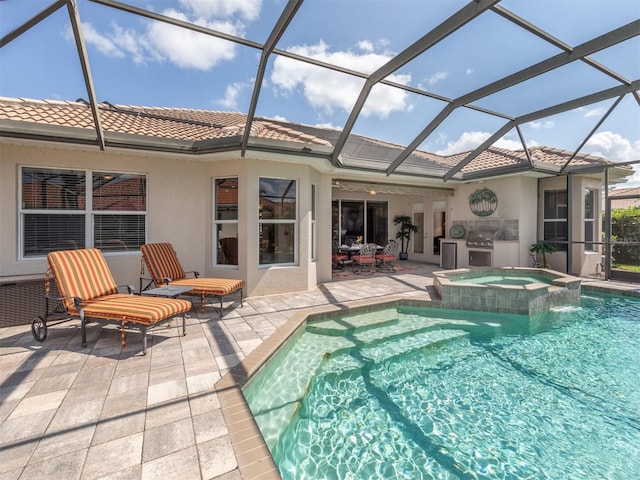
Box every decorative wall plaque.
[468,188,498,217]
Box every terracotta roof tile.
[0,98,330,145]
[0,97,617,177]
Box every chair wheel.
[31,316,48,342]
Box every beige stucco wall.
[448,176,539,267]
[1,141,220,285]
[0,140,328,297]
[3,138,605,296]
[537,174,604,276]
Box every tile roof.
[0,96,621,180]
[0,97,330,146]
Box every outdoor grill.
[465,230,499,249]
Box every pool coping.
[215,282,639,479]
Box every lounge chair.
[140,243,245,317]
[34,248,192,354]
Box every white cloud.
[79,22,125,58]
[583,131,639,162]
[435,131,531,156]
[217,82,245,109]
[528,120,555,129]
[315,122,341,130]
[426,71,449,86]
[358,40,374,52]
[81,1,260,70]
[271,41,412,119]
[584,107,606,118]
[178,0,262,21]
[583,131,640,187]
[147,10,240,70]
[466,68,474,76]
[621,166,640,188]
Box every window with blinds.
[20,167,147,257]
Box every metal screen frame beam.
[386,20,639,176]
[0,0,66,48]
[330,0,500,165]
[240,0,303,157]
[444,80,640,181]
[66,0,105,150]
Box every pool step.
[249,312,500,452]
[306,317,399,336]
[306,308,399,336]
[318,327,468,379]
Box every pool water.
[244,295,640,479]
[459,274,552,286]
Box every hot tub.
[433,267,582,315]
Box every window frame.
[213,177,239,268]
[258,177,297,267]
[584,188,596,252]
[19,166,147,259]
[543,189,568,252]
[311,184,317,262]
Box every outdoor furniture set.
[30,243,244,355]
[334,240,399,275]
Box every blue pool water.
[454,275,552,285]
[244,294,640,479]
[451,273,553,286]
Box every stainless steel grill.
[465,230,499,249]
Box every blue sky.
[1,0,639,184]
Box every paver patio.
[0,263,637,479]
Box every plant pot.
[399,252,408,261]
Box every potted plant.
[394,214,418,260]
[530,241,557,269]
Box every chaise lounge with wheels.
[140,243,245,317]
[33,248,192,355]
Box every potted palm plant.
[530,241,557,269]
[394,214,418,260]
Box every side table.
[141,285,196,331]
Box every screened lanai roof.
[1,0,639,183]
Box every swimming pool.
[244,294,640,479]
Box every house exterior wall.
[1,138,610,301]
[0,141,328,297]
[1,142,218,284]
[447,176,539,268]
[537,174,604,276]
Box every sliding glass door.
[332,200,388,246]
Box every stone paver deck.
[0,263,637,479]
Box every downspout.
[566,173,573,274]
[604,168,611,280]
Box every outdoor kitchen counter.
[440,239,520,269]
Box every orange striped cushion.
[48,249,118,311]
[69,294,192,325]
[168,278,245,296]
[141,243,186,284]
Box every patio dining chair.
[332,241,350,270]
[352,243,377,275]
[376,240,398,272]
[140,243,245,317]
[34,248,192,355]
